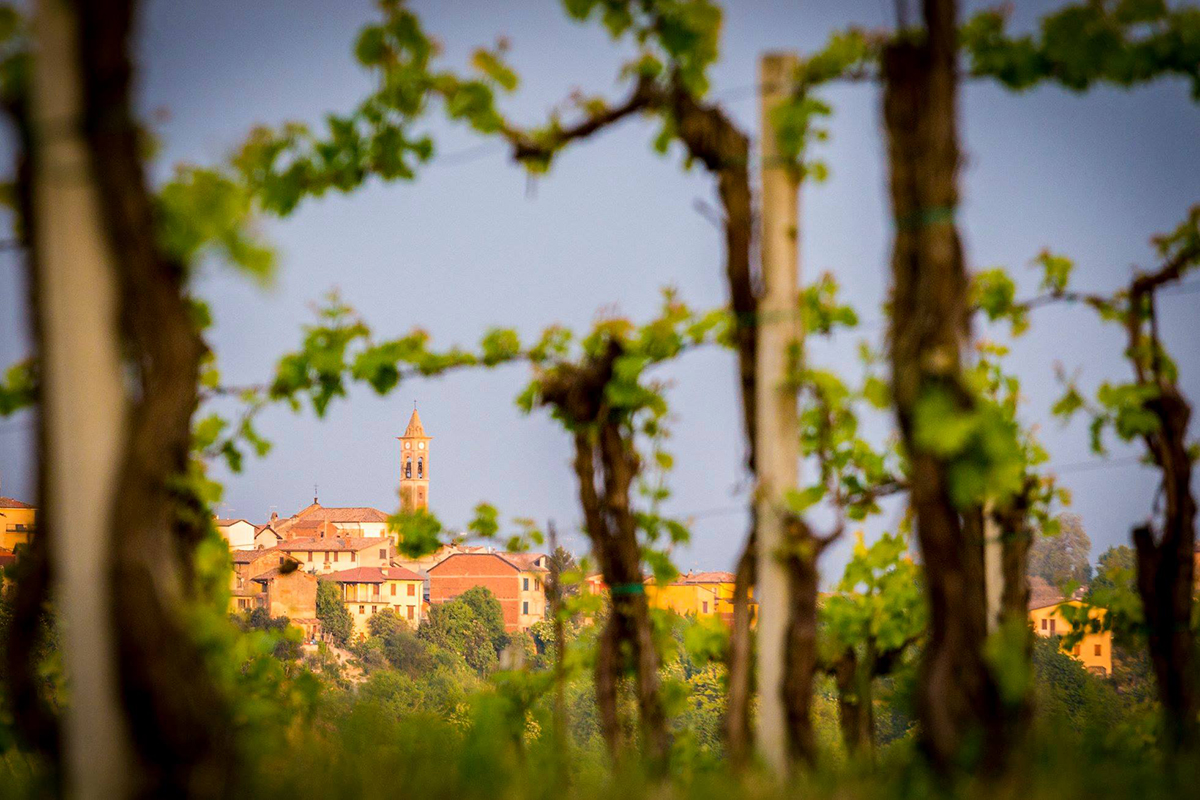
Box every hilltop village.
[213,410,751,645]
[1,408,1121,675]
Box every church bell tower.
[398,407,431,511]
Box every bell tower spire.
[398,405,431,511]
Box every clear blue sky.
[1,0,1197,580]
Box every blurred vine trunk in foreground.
[1125,269,1199,753]
[662,78,758,769]
[881,0,1009,774]
[29,0,233,795]
[539,342,671,770]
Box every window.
[407,606,414,620]
[373,585,380,599]
[371,606,377,614]
[408,583,416,597]
[324,551,330,563]
[380,548,387,560]
[306,552,312,562]
[1094,644,1102,657]
[1040,619,1047,630]
[359,606,365,614]
[1049,619,1056,635]
[1073,645,1081,656]
[535,579,541,590]
[523,601,529,615]
[391,583,397,596]
[405,460,412,479]
[523,577,530,591]
[417,458,423,478]
[702,601,709,614]
[350,552,356,563]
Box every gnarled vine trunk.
[1,27,60,768]
[666,78,760,767]
[725,525,756,764]
[1130,362,1197,751]
[993,480,1035,743]
[543,346,671,771]
[832,647,874,758]
[781,520,824,766]
[29,0,235,795]
[882,0,1010,773]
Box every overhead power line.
[679,452,1186,524]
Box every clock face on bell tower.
[398,407,431,511]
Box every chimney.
[270,511,278,522]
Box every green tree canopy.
[1032,635,1125,732]
[366,607,409,640]
[381,627,468,679]
[1090,544,1136,598]
[1029,512,1093,587]
[418,598,498,675]
[455,586,508,654]
[316,579,353,646]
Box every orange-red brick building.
[427,551,547,632]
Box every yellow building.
[1029,596,1113,676]
[647,580,718,617]
[646,571,757,625]
[328,565,425,638]
[277,523,396,575]
[0,497,36,552]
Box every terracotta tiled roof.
[325,566,423,583]
[1028,576,1065,610]
[289,519,345,533]
[278,536,390,553]
[214,518,250,527]
[428,551,523,574]
[0,497,34,509]
[252,566,315,582]
[293,504,389,524]
[505,552,549,571]
[0,548,16,568]
[679,571,736,584]
[231,547,287,564]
